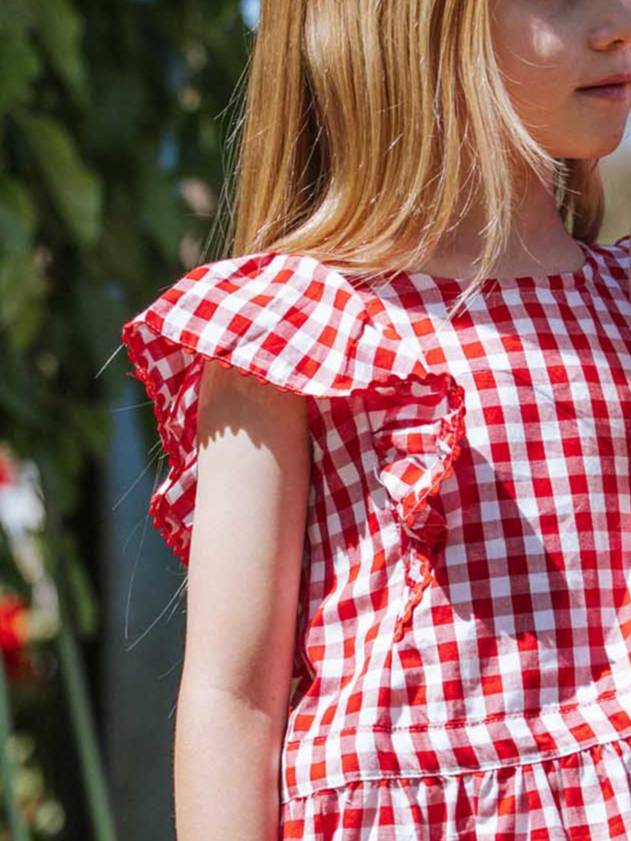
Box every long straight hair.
[212,0,604,318]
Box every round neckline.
[394,239,596,295]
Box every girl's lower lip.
[577,83,631,101]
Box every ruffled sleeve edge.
[123,320,462,568]
[119,251,459,567]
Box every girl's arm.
[174,359,312,841]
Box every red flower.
[0,594,31,680]
[0,446,18,489]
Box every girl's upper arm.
[181,358,312,722]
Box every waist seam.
[279,729,631,805]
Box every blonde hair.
[208,0,605,319]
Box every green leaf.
[61,531,99,638]
[0,252,49,352]
[84,67,147,156]
[17,113,103,248]
[48,431,82,515]
[33,0,89,108]
[138,157,188,262]
[0,32,42,117]
[0,363,41,428]
[65,401,112,458]
[98,205,147,285]
[0,179,37,256]
[9,291,46,352]
[0,0,37,36]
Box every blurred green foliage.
[0,0,251,611]
[0,1,252,836]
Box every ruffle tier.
[281,734,631,840]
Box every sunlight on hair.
[211,0,606,325]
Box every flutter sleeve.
[120,251,467,569]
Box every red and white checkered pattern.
[121,236,631,840]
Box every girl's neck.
[416,169,585,281]
[417,236,586,281]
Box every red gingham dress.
[121,235,631,840]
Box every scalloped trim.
[393,548,434,643]
[399,386,467,533]
[121,323,193,566]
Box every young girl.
[120,0,631,838]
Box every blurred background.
[0,1,628,839]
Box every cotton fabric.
[121,235,631,840]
